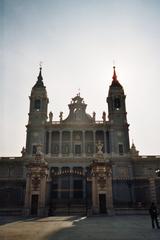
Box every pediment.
[63,94,94,124]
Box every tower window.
[34,99,41,111]
[114,98,121,110]
[119,144,124,155]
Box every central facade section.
[46,94,110,157]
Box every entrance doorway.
[99,194,106,213]
[31,194,38,215]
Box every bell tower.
[26,66,49,155]
[107,66,130,155]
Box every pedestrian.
[149,202,160,229]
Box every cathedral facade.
[0,67,160,216]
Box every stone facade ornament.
[21,147,26,156]
[59,111,63,121]
[24,144,48,217]
[96,140,103,154]
[102,111,106,122]
[49,111,53,123]
[93,111,96,121]
[32,175,40,191]
[91,160,114,215]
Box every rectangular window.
[75,144,81,155]
[119,144,124,155]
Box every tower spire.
[38,66,43,81]
[33,64,44,88]
[38,62,43,81]
[112,66,118,82]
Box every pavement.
[0,215,160,240]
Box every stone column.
[38,173,48,216]
[70,130,73,156]
[82,130,86,157]
[106,174,114,215]
[48,130,52,155]
[92,174,98,213]
[149,177,157,203]
[59,130,62,157]
[70,168,73,199]
[93,130,96,156]
[83,173,86,199]
[104,130,107,154]
[24,174,31,216]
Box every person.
[149,202,160,229]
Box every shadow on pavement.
[46,215,160,240]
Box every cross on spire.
[77,88,80,96]
[39,61,43,70]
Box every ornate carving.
[102,111,106,122]
[21,147,26,156]
[59,111,63,121]
[96,140,103,154]
[98,175,106,189]
[93,111,96,121]
[32,175,40,190]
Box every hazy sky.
[1,0,160,156]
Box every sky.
[0,0,160,156]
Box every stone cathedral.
[0,66,160,216]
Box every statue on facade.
[59,111,63,121]
[35,144,45,163]
[96,140,103,154]
[93,111,96,121]
[102,111,106,122]
[21,147,26,156]
[49,111,53,123]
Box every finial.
[39,61,43,70]
[38,62,43,81]
[77,88,80,96]
[33,62,44,88]
[112,66,118,81]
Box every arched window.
[114,98,121,110]
[34,99,41,111]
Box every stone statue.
[21,147,26,156]
[36,144,43,155]
[93,111,96,121]
[35,144,45,163]
[59,111,63,121]
[96,140,103,154]
[49,111,53,122]
[102,111,106,122]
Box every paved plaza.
[0,215,160,240]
